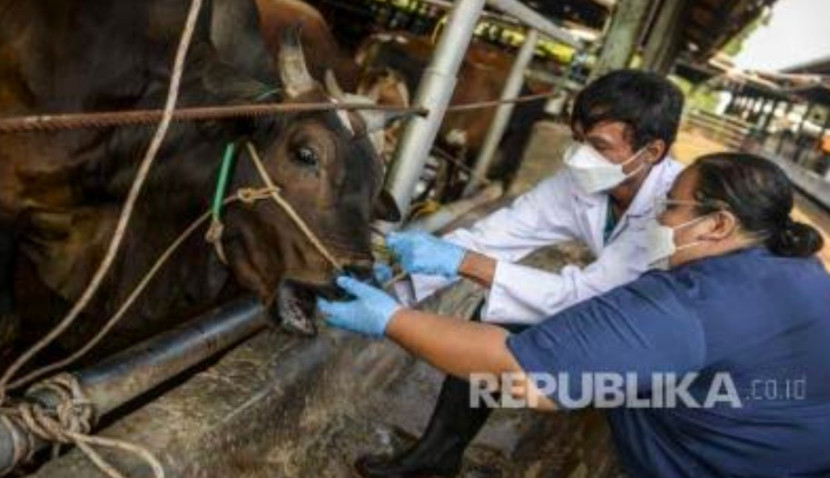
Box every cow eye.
[292,146,319,169]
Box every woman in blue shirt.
[318,152,830,477]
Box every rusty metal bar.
[0,296,267,473]
[0,102,429,134]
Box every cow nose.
[342,260,377,286]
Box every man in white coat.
[355,69,686,478]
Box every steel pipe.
[0,296,267,474]
[406,183,504,233]
[383,0,487,220]
[464,28,539,196]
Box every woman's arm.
[457,251,497,288]
[386,308,557,411]
[317,276,556,410]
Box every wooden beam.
[589,0,652,80]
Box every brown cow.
[0,0,398,366]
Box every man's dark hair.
[571,69,684,157]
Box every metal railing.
[382,0,584,221]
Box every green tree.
[721,8,771,58]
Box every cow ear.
[372,189,402,222]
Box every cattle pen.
[1,0,829,477]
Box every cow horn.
[279,25,315,98]
[324,69,346,101]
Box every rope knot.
[21,374,95,444]
[205,218,228,264]
[0,374,164,478]
[236,186,279,204]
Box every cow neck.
[205,141,343,272]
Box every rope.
[1,0,202,398]
[0,187,280,474]
[444,90,557,112]
[0,1,203,476]
[243,142,343,271]
[8,202,223,389]
[9,141,344,386]
[0,374,164,478]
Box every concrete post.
[642,0,687,73]
[725,84,740,115]
[590,0,652,80]
[382,0,486,220]
[464,28,539,196]
[760,99,780,134]
[794,102,814,163]
[777,101,794,155]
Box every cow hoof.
[273,280,318,337]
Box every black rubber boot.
[354,374,494,478]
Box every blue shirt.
[507,247,830,478]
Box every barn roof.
[524,0,778,61]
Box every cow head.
[222,29,401,334]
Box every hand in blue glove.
[316,276,402,337]
[373,262,395,284]
[386,230,467,278]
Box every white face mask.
[645,214,712,270]
[563,143,649,194]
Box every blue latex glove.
[373,262,394,284]
[386,231,467,278]
[317,276,402,337]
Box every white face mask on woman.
[563,143,649,194]
[645,200,714,270]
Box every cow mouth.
[273,278,349,336]
[273,271,376,336]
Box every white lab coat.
[401,157,684,325]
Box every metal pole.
[464,28,539,196]
[383,0,487,220]
[406,183,504,233]
[0,297,267,473]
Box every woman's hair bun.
[767,218,824,258]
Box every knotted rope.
[0,374,164,478]
[0,185,281,476]
[204,141,344,272]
